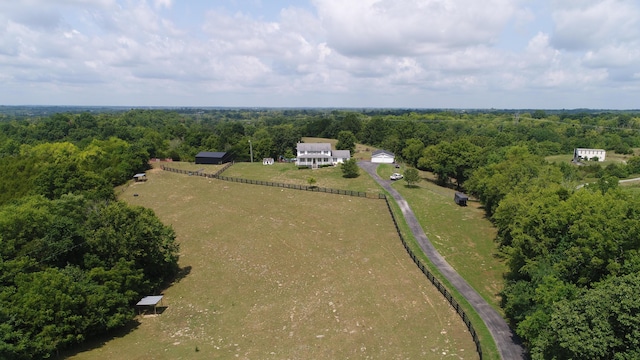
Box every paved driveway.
[358,161,526,360]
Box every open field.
[378,165,505,311]
[66,166,479,359]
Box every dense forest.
[1,107,640,359]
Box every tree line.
[0,113,180,358]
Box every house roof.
[196,151,227,158]
[332,150,351,158]
[372,149,394,157]
[298,154,332,159]
[297,143,331,152]
[575,148,605,152]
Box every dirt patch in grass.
[66,169,479,359]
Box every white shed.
[371,149,395,164]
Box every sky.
[0,0,639,109]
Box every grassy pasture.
[66,166,478,359]
[221,162,383,195]
[201,156,502,352]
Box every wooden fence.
[161,164,384,199]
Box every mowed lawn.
[66,166,479,359]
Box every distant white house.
[295,142,351,168]
[574,148,606,162]
[262,157,274,165]
[371,149,395,164]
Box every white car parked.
[390,173,403,180]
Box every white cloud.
[583,46,640,69]
[153,0,172,10]
[313,0,519,57]
[0,0,638,108]
[547,0,640,87]
[550,0,640,50]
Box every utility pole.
[249,140,253,163]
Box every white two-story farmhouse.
[295,143,351,168]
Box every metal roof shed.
[136,295,164,315]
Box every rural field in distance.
[65,164,479,359]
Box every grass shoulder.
[384,193,500,360]
[378,164,506,312]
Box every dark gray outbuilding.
[454,192,468,206]
[195,151,232,165]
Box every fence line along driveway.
[358,161,526,360]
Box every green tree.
[0,155,39,205]
[252,128,275,160]
[137,129,169,159]
[32,161,114,201]
[340,112,363,136]
[542,272,640,360]
[627,156,640,174]
[341,158,359,178]
[401,138,424,167]
[360,117,389,145]
[587,174,619,194]
[6,268,86,358]
[381,134,403,159]
[465,146,549,216]
[79,138,149,186]
[417,138,481,187]
[494,184,640,357]
[531,110,546,119]
[336,130,357,153]
[85,201,179,290]
[403,168,420,187]
[270,124,299,158]
[307,177,317,187]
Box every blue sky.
[0,0,638,109]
